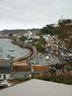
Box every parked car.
[46,56,50,60]
[38,55,42,59]
[45,53,48,56]
[0,82,8,87]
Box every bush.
[34,74,72,85]
[12,78,30,82]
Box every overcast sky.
[0,0,72,30]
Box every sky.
[0,0,72,30]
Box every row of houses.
[13,31,40,42]
[0,58,49,80]
[13,31,59,52]
[0,58,72,82]
[43,34,59,51]
[60,52,72,60]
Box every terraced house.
[0,59,12,80]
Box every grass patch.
[33,74,72,85]
[12,78,31,82]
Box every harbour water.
[0,39,30,60]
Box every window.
[3,74,6,79]
[0,75,1,78]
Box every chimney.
[10,56,15,62]
[10,56,15,73]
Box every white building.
[31,35,40,39]
[27,31,33,39]
[43,34,51,41]
[13,34,22,42]
[52,35,59,41]
[24,40,32,44]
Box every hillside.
[40,19,72,48]
[0,29,40,34]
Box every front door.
[3,74,6,80]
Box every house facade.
[0,59,12,80]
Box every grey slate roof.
[0,59,11,66]
[0,59,11,73]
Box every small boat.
[7,55,11,58]
[9,49,15,52]
[19,51,24,54]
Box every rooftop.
[32,65,49,72]
[0,59,11,73]
[0,79,72,96]
[0,59,11,67]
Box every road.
[32,46,38,60]
[38,53,64,65]
[32,46,64,66]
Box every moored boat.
[9,49,15,52]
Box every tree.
[40,25,58,35]
[20,35,27,42]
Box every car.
[38,55,42,58]
[0,82,8,87]
[45,53,48,56]
[46,56,50,60]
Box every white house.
[43,34,51,41]
[13,34,22,42]
[27,31,33,39]
[24,40,32,44]
[31,35,40,39]
[52,35,59,41]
